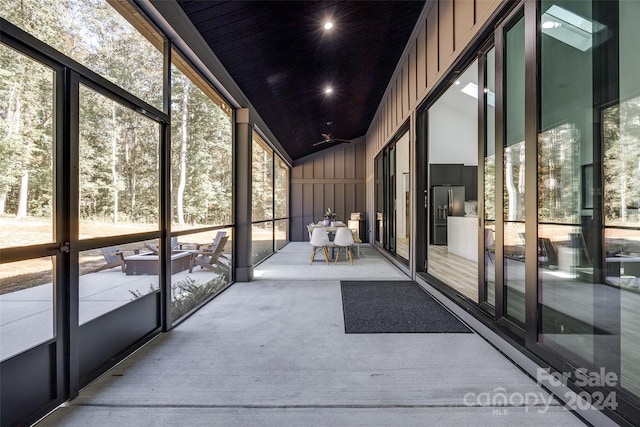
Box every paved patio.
[0,261,221,361]
[34,243,586,426]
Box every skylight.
[461,82,495,107]
[541,5,605,52]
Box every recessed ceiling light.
[324,87,333,94]
[454,80,461,85]
[324,21,333,30]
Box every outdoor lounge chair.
[194,230,227,250]
[96,246,139,272]
[144,236,180,254]
[188,236,229,273]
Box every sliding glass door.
[374,126,411,266]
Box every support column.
[235,108,253,281]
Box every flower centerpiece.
[324,208,336,226]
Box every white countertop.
[447,216,478,262]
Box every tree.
[176,77,190,224]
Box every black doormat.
[340,280,471,333]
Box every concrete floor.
[35,243,586,426]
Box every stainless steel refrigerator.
[430,185,465,245]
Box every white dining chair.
[309,227,330,264]
[333,226,354,265]
[306,222,315,240]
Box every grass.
[0,216,237,295]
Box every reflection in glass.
[504,17,525,324]
[252,222,273,265]
[604,96,640,396]
[170,230,231,323]
[0,0,164,109]
[395,132,410,262]
[0,44,55,247]
[274,157,288,220]
[79,241,157,325]
[252,133,274,222]
[484,47,496,306]
[79,84,159,239]
[608,1,640,397]
[0,257,54,361]
[275,219,287,250]
[375,154,384,245]
[537,0,597,369]
[171,51,232,230]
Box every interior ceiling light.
[324,21,333,30]
[461,82,495,107]
[324,87,333,94]
[461,82,478,98]
[541,4,605,52]
[541,21,561,29]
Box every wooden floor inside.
[396,237,409,260]
[428,244,478,302]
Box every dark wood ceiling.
[177,0,426,161]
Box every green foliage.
[1,0,234,225]
[128,272,230,321]
[251,139,274,221]
[170,67,233,226]
[170,275,228,320]
[537,124,580,224]
[603,100,640,226]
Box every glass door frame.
[374,121,411,266]
[0,16,171,425]
[477,39,495,314]
[72,70,169,388]
[0,19,69,426]
[494,3,528,337]
[413,2,527,337]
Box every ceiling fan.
[313,133,352,147]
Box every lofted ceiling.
[177,0,427,161]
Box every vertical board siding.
[355,144,366,181]
[476,0,493,21]
[303,183,314,228]
[454,0,475,51]
[363,0,502,245]
[426,6,439,86]
[417,25,427,96]
[401,70,405,119]
[323,151,334,178]
[390,84,396,131]
[313,157,324,179]
[291,181,304,238]
[439,0,455,63]
[290,142,367,241]
[314,183,324,220]
[334,185,345,221]
[324,183,334,215]
[335,149,345,179]
[409,44,417,110]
